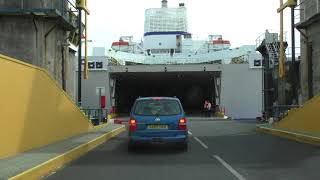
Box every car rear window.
[133,99,182,116]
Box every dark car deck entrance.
[112,71,220,115]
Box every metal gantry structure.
[277,0,298,104]
[76,0,90,107]
[255,0,299,120]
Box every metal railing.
[269,105,302,121]
[255,31,300,60]
[81,108,110,126]
[297,0,320,23]
[50,0,78,27]
[255,30,288,48]
[1,0,79,27]
[286,47,301,59]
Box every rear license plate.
[147,124,168,129]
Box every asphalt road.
[46,120,320,180]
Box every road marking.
[194,137,208,149]
[213,155,247,180]
[188,131,192,135]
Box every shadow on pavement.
[67,134,217,167]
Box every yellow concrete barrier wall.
[0,54,93,159]
[274,95,320,132]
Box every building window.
[96,62,103,69]
[254,60,261,66]
[88,62,95,69]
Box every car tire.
[178,142,188,151]
[128,142,137,152]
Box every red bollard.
[114,119,122,124]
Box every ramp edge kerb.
[8,125,125,180]
[0,54,92,125]
[256,125,320,145]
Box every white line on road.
[188,131,192,135]
[193,137,208,149]
[213,155,247,180]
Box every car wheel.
[178,142,188,151]
[128,142,137,152]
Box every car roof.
[136,97,179,101]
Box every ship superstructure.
[108,0,260,67]
[83,1,264,119]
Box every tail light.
[129,119,137,132]
[178,118,187,130]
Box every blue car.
[128,97,188,151]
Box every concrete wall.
[300,36,310,103]
[299,1,320,103]
[0,15,75,101]
[220,64,263,119]
[67,50,76,101]
[0,54,93,159]
[309,22,320,96]
[0,16,40,65]
[300,21,320,102]
[0,0,64,10]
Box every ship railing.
[108,59,224,66]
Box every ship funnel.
[162,0,168,8]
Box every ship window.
[184,34,191,39]
[147,49,151,56]
[151,49,170,54]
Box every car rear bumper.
[129,134,188,144]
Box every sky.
[85,0,298,55]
